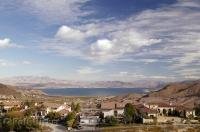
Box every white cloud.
[87,31,161,62]
[77,67,102,75]
[22,61,31,65]
[110,71,175,81]
[93,39,113,51]
[0,38,22,49]
[0,59,32,67]
[40,0,200,79]
[55,26,86,42]
[0,59,15,67]
[89,39,114,61]
[21,0,90,24]
[0,60,8,67]
[117,58,158,64]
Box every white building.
[44,102,71,115]
[101,101,125,117]
[144,103,175,116]
[102,109,114,117]
[80,116,100,126]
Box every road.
[42,122,67,132]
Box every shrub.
[105,116,118,126]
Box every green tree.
[46,112,61,121]
[105,116,118,126]
[74,103,81,113]
[24,107,37,117]
[163,109,167,116]
[168,109,172,116]
[172,109,180,117]
[72,116,80,128]
[65,112,76,127]
[99,112,104,123]
[195,104,200,116]
[124,103,136,124]
[22,100,35,108]
[0,102,5,113]
[71,102,81,113]
[71,102,76,111]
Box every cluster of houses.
[0,100,72,118]
[99,101,197,124]
[75,101,196,126]
[0,99,198,127]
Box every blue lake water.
[42,88,149,96]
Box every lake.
[42,88,149,96]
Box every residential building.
[80,116,100,126]
[101,101,125,117]
[144,103,175,116]
[43,102,71,116]
[175,106,196,118]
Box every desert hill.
[144,80,200,98]
[0,83,21,97]
[140,80,200,108]
[0,83,46,99]
[108,93,142,102]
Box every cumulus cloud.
[0,38,21,49]
[89,39,114,61]
[40,0,200,79]
[55,26,86,42]
[88,33,161,62]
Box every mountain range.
[0,76,165,89]
[0,79,200,108]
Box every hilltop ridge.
[140,79,200,108]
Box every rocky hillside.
[141,80,200,108]
[0,83,46,99]
[0,83,21,97]
[145,80,200,98]
[108,93,142,102]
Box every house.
[144,103,175,116]
[58,109,70,117]
[142,118,154,124]
[80,116,100,126]
[43,102,71,116]
[0,100,21,112]
[101,101,125,117]
[101,109,115,117]
[175,106,196,118]
[135,104,158,118]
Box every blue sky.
[0,0,200,81]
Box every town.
[0,91,200,131]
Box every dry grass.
[101,124,200,132]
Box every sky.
[0,0,200,81]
